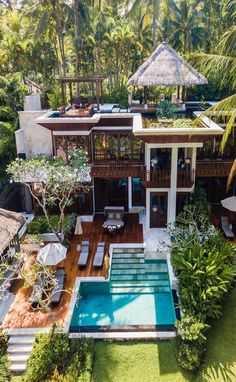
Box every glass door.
[150,192,168,228]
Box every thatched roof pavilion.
[127,42,207,87]
[0,209,25,255]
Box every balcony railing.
[196,160,234,177]
[91,161,144,178]
[143,169,194,188]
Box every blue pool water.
[70,292,175,330]
[70,249,176,331]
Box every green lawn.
[195,288,236,382]
[92,340,192,382]
[11,289,236,382]
[92,288,236,382]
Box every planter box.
[40,233,64,242]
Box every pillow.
[115,213,121,219]
[108,212,114,219]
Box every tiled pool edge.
[69,331,176,339]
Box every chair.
[93,243,105,267]
[78,240,90,267]
[221,216,234,239]
[51,268,65,304]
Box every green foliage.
[103,84,129,109]
[190,187,209,216]
[176,341,203,371]
[27,213,77,238]
[24,330,70,382]
[47,87,63,109]
[24,329,94,382]
[156,100,178,119]
[0,331,11,382]
[0,355,11,382]
[0,330,8,358]
[176,315,209,344]
[170,191,236,371]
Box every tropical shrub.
[156,100,178,119]
[0,331,11,382]
[24,329,94,382]
[27,213,77,238]
[0,355,11,382]
[170,192,235,370]
[24,330,70,382]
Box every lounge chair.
[51,289,62,304]
[221,216,234,239]
[78,240,90,267]
[51,269,65,304]
[29,284,43,305]
[93,243,105,267]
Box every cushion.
[115,213,121,219]
[108,212,114,219]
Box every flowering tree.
[0,248,70,325]
[7,148,91,241]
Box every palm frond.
[195,94,236,152]
[227,158,236,191]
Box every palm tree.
[169,0,205,54]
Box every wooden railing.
[143,169,194,188]
[91,161,144,178]
[196,160,234,177]
[177,170,194,187]
[143,170,171,188]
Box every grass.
[92,288,236,382]
[10,289,236,382]
[195,287,236,382]
[92,340,192,382]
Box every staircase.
[110,247,171,294]
[7,329,39,373]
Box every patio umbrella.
[221,196,236,212]
[36,243,67,266]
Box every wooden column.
[61,81,66,106]
[177,86,180,100]
[96,81,100,110]
[69,82,73,104]
[144,86,148,104]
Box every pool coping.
[69,331,176,339]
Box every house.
[14,44,234,229]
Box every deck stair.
[7,328,42,373]
[110,247,171,294]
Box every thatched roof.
[0,209,26,255]
[127,42,208,87]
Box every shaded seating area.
[78,240,90,267]
[102,206,125,235]
[221,216,235,239]
[93,243,105,267]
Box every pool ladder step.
[110,280,170,288]
[110,286,170,294]
[110,273,169,281]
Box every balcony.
[91,161,144,178]
[143,169,194,188]
[196,160,234,177]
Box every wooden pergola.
[57,76,104,110]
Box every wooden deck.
[2,214,143,329]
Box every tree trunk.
[74,0,80,97]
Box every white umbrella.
[36,243,67,265]
[221,196,236,212]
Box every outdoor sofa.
[221,216,234,239]
[93,242,105,267]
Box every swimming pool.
[70,248,176,332]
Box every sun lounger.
[51,289,62,304]
[93,243,105,267]
[29,285,43,305]
[78,240,90,267]
[221,216,234,239]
